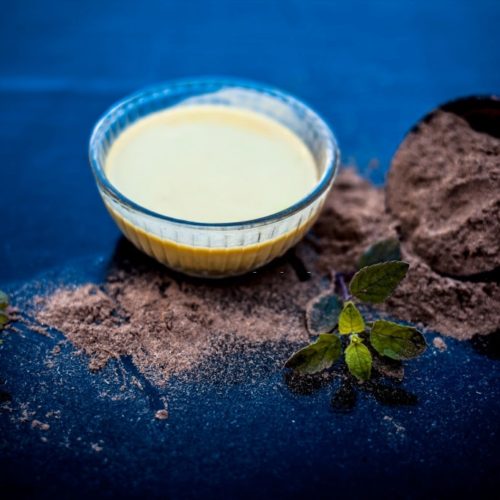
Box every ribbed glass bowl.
[89,78,339,278]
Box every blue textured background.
[1,1,499,498]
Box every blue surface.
[1,0,499,497]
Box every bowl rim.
[89,77,340,229]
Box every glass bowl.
[89,78,340,278]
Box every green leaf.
[349,261,409,304]
[358,238,401,268]
[345,337,372,381]
[0,290,8,310]
[338,301,365,335]
[0,311,8,328]
[285,333,342,375]
[306,293,342,335]
[370,320,427,360]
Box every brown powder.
[384,98,500,337]
[384,250,500,338]
[34,244,323,385]
[155,409,169,420]
[433,337,447,352]
[31,140,500,382]
[387,101,500,277]
[310,168,398,273]
[31,420,50,431]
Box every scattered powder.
[19,405,35,423]
[155,409,169,420]
[30,104,500,383]
[31,420,50,431]
[433,337,447,352]
[34,246,322,385]
[45,410,61,419]
[91,442,103,452]
[383,415,406,436]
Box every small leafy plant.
[0,290,9,328]
[285,239,426,382]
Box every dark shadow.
[364,382,418,406]
[108,236,312,288]
[371,355,404,382]
[284,369,336,396]
[470,330,500,360]
[286,248,311,282]
[119,356,165,411]
[0,390,12,404]
[107,236,176,279]
[440,96,500,140]
[331,380,357,413]
[0,377,12,408]
[442,266,500,284]
[286,368,418,407]
[413,96,500,140]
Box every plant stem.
[336,273,351,302]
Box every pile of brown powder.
[34,245,329,384]
[311,168,398,273]
[387,101,500,276]
[30,100,500,383]
[384,98,500,336]
[384,251,500,337]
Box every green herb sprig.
[0,290,9,327]
[285,238,426,382]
